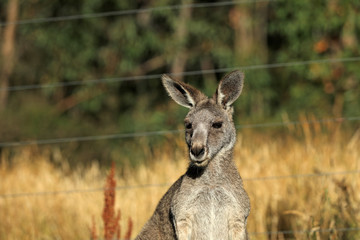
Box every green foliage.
[0,0,359,166]
[268,0,360,117]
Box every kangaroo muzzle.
[190,144,205,158]
[189,124,208,162]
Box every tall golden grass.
[0,120,359,240]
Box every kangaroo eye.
[185,122,192,129]
[212,122,223,129]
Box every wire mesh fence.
[1,169,359,199]
[1,116,359,147]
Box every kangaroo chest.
[172,182,242,239]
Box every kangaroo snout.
[190,144,205,158]
[189,123,208,161]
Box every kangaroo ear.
[214,70,244,109]
[162,74,206,108]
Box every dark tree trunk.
[0,0,18,110]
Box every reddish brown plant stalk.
[102,162,121,240]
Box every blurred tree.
[170,0,193,81]
[267,0,360,117]
[229,1,272,119]
[0,0,18,110]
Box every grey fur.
[136,70,250,240]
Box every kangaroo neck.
[186,148,235,180]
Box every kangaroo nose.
[191,145,205,157]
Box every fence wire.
[1,169,359,199]
[249,227,360,236]
[0,116,359,148]
[114,227,360,240]
[1,56,360,92]
[0,0,275,27]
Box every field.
[1,120,360,240]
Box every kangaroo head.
[162,70,244,168]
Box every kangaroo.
[136,70,250,240]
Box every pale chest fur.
[171,179,248,240]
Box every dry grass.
[0,121,360,240]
